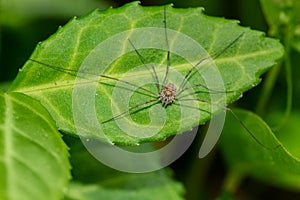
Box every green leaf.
[65,179,184,200]
[266,111,300,160]
[63,136,185,200]
[0,92,70,199]
[9,2,284,145]
[220,109,300,190]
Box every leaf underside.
[0,92,70,200]
[9,2,284,145]
[221,109,300,190]
[65,179,184,200]
[64,138,185,199]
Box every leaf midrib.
[16,48,276,94]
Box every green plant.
[1,1,300,199]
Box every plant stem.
[256,62,282,115]
[273,35,293,131]
[256,26,293,131]
[222,168,244,194]
[182,126,217,200]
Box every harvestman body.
[159,83,176,106]
[29,7,279,150]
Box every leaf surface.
[220,109,300,190]
[65,180,184,200]
[64,136,185,200]
[9,2,284,145]
[0,92,70,200]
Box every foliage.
[0,92,70,199]
[1,0,300,199]
[9,2,283,145]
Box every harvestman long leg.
[101,99,160,124]
[172,31,280,150]
[99,8,174,124]
[128,39,161,93]
[177,32,245,94]
[102,9,243,125]
[29,59,158,97]
[178,98,280,150]
[176,83,235,98]
[166,27,279,150]
[30,9,280,150]
[128,7,171,92]
[29,58,162,124]
[101,41,163,123]
[29,9,170,125]
[162,7,171,87]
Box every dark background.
[0,0,266,84]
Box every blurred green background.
[0,0,267,85]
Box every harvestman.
[29,8,279,150]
